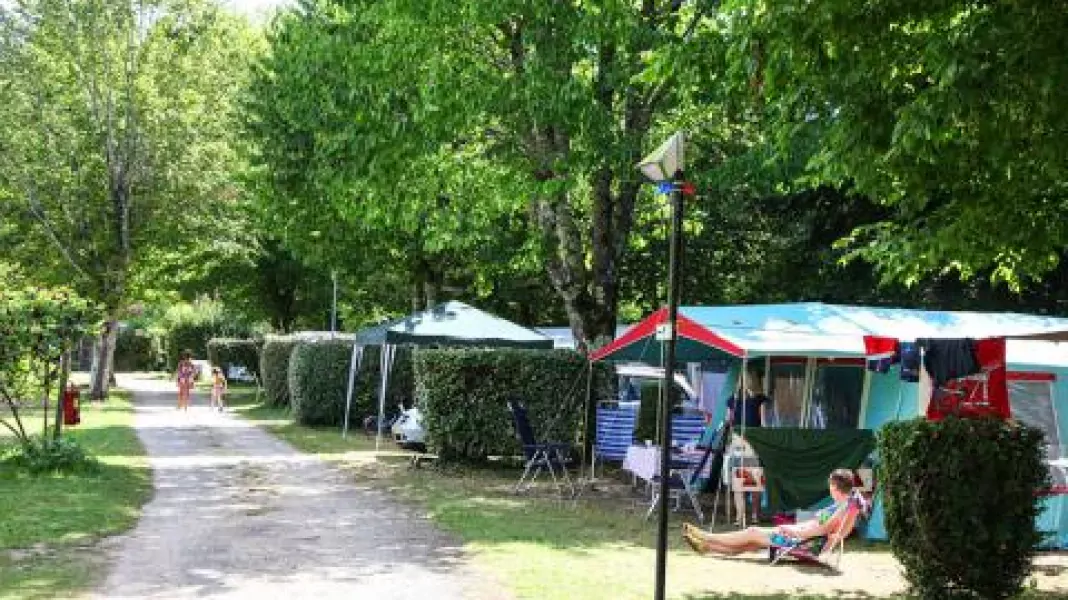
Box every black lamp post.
[637,131,685,600]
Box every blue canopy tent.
[592,302,1068,545]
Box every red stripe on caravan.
[1007,371,1056,382]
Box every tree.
[0,0,258,397]
[0,287,96,446]
[724,0,1068,289]
[246,0,734,348]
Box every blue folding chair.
[508,399,575,497]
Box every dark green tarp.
[356,301,554,349]
[743,428,875,513]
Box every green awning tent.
[343,301,554,449]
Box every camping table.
[622,444,714,504]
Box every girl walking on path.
[210,367,227,412]
[176,350,196,411]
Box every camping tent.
[342,301,554,449]
[591,302,1068,547]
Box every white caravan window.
[1008,375,1060,461]
[808,362,865,429]
[768,360,806,427]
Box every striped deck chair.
[768,491,870,569]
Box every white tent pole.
[342,344,363,438]
[375,344,390,453]
[375,344,397,454]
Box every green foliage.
[160,302,252,368]
[207,338,262,380]
[287,340,352,427]
[877,417,1049,599]
[113,327,163,372]
[414,349,614,462]
[726,0,1068,287]
[0,286,97,445]
[1,436,100,475]
[633,382,660,445]
[259,337,300,408]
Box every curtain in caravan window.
[769,362,806,427]
[1008,379,1060,460]
[808,364,865,429]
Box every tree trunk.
[89,317,118,401]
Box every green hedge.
[414,349,615,462]
[878,417,1049,600]
[114,328,162,371]
[284,341,414,427]
[260,338,300,408]
[288,340,352,426]
[207,338,262,380]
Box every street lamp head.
[637,131,685,183]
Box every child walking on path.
[210,367,227,412]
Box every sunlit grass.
[0,391,150,599]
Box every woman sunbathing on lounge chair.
[683,468,858,557]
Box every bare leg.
[733,491,745,523]
[689,526,773,555]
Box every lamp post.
[637,131,685,600]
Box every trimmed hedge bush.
[207,338,262,380]
[284,341,414,427]
[113,328,162,371]
[288,340,352,426]
[878,417,1049,600]
[414,349,615,462]
[260,337,300,407]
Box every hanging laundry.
[917,338,981,386]
[926,338,1008,421]
[899,342,921,383]
[863,336,899,373]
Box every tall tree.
[0,0,257,397]
[246,0,731,348]
[724,0,1068,290]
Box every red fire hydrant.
[62,384,81,426]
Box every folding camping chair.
[508,399,575,497]
[644,420,728,524]
[768,490,871,570]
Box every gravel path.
[94,375,501,600]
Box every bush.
[260,337,300,408]
[414,349,615,462]
[114,327,163,371]
[288,340,350,426]
[285,341,413,427]
[634,382,660,444]
[160,302,252,368]
[207,338,262,380]
[1,436,100,475]
[878,417,1049,599]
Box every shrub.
[634,381,660,444]
[260,337,300,408]
[288,340,350,426]
[114,327,162,371]
[1,436,100,475]
[414,349,615,462]
[285,340,413,427]
[878,417,1049,600]
[207,338,262,380]
[160,302,252,368]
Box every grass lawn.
[230,394,1068,600]
[0,390,151,600]
[228,396,872,600]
